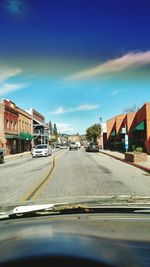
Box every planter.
[125,152,147,162]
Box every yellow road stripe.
[21,150,65,202]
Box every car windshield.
[35,145,47,149]
[0,0,150,212]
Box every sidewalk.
[100,149,150,173]
[5,151,31,161]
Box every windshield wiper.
[1,201,150,220]
[1,196,150,220]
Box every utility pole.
[99,117,103,149]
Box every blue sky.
[0,0,150,134]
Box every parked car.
[0,148,4,164]
[69,142,78,150]
[86,142,99,152]
[60,143,68,149]
[32,144,52,158]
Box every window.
[6,119,9,129]
[10,121,13,130]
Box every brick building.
[0,99,19,155]
[105,102,150,154]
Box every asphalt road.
[0,148,150,206]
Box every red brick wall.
[107,117,116,139]
[4,109,18,134]
[145,103,150,154]
[116,114,125,135]
[33,109,45,123]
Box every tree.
[86,124,101,142]
[123,104,139,113]
[49,121,53,135]
[53,123,58,139]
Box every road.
[0,148,150,206]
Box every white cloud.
[0,67,28,97]
[0,68,22,83]
[56,122,75,134]
[50,104,100,115]
[0,82,28,96]
[111,89,124,96]
[66,51,150,81]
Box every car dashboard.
[0,212,150,267]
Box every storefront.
[18,132,33,152]
[5,134,19,155]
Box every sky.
[0,0,150,134]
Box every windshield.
[0,0,150,210]
[35,145,48,149]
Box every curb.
[100,151,150,174]
[5,153,31,161]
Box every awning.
[111,130,116,137]
[133,121,145,131]
[19,132,33,140]
[6,135,18,139]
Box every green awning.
[19,132,33,140]
[111,130,116,137]
[133,121,145,131]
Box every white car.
[76,142,81,149]
[60,143,68,149]
[32,144,52,158]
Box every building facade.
[0,99,19,155]
[28,108,49,146]
[105,103,150,154]
[17,106,32,152]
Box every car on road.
[76,141,81,149]
[86,142,99,152]
[60,143,68,149]
[56,143,61,148]
[32,144,52,158]
[0,148,4,164]
[69,142,78,150]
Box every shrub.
[132,145,136,152]
[135,147,143,153]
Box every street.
[1,148,150,206]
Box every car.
[69,142,78,150]
[86,142,99,152]
[32,144,52,157]
[0,148,4,164]
[60,143,68,149]
[76,141,81,149]
[56,143,61,148]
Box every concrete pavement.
[100,150,150,173]
[1,148,150,206]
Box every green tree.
[49,121,53,135]
[53,123,58,139]
[86,124,101,142]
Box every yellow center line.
[21,150,65,202]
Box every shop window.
[19,120,21,130]
[10,121,13,130]
[14,122,17,130]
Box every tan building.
[17,106,32,152]
[68,135,80,143]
